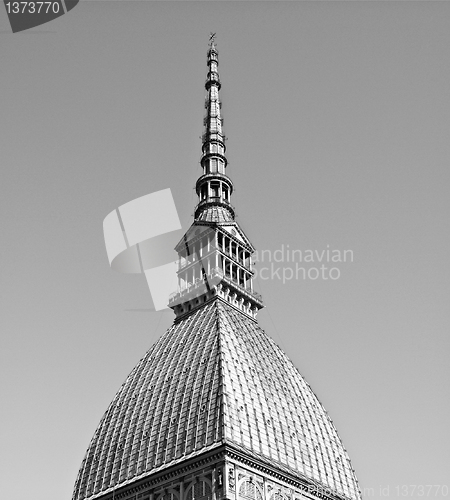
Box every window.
[186,480,211,500]
[209,159,217,173]
[211,182,220,198]
[225,260,231,278]
[239,480,263,500]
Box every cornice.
[95,447,228,500]
[223,443,352,500]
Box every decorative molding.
[228,466,235,492]
[223,446,350,500]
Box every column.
[212,468,217,500]
[180,481,184,500]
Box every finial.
[209,32,216,47]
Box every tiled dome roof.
[196,205,234,223]
[73,300,360,500]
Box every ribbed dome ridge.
[73,300,360,500]
[73,302,224,500]
[217,302,360,500]
[195,205,234,223]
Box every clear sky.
[1,2,449,500]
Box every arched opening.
[157,490,179,500]
[185,480,212,500]
[238,480,263,500]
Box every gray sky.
[1,2,449,500]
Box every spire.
[168,36,263,321]
[195,35,234,221]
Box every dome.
[195,205,234,223]
[72,300,360,500]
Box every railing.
[199,151,228,164]
[169,267,263,305]
[220,272,263,302]
[195,196,234,211]
[205,74,220,85]
[195,172,232,185]
[201,132,224,143]
[168,268,224,305]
